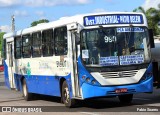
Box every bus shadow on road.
[77,97,133,109]
[31,92,160,110]
[28,87,160,109]
[77,95,160,110]
[32,94,62,104]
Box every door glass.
[8,43,13,67]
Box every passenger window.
[15,36,22,59]
[32,32,42,57]
[22,34,32,58]
[42,29,54,56]
[3,39,7,59]
[54,26,67,55]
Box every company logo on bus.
[118,72,123,77]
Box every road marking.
[133,98,150,101]
[80,112,99,115]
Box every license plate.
[115,88,128,93]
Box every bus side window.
[22,34,32,58]
[15,36,22,59]
[42,29,54,57]
[32,32,42,57]
[3,39,7,60]
[54,26,67,56]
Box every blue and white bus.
[3,12,153,107]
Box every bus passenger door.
[7,42,16,89]
[68,23,82,98]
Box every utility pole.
[11,15,15,32]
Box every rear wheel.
[22,79,32,101]
[62,81,76,108]
[118,94,133,103]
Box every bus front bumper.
[81,77,153,99]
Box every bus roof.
[3,12,147,39]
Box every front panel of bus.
[77,14,153,99]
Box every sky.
[0,0,160,32]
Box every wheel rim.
[63,87,70,103]
[23,82,27,97]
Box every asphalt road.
[0,72,160,115]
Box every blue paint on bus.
[78,57,101,87]
[14,73,72,97]
[81,77,153,99]
[77,57,153,99]
[4,61,10,89]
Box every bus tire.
[118,94,133,103]
[62,81,76,108]
[22,79,32,101]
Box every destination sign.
[84,14,144,26]
[117,27,144,32]
[99,56,119,66]
[120,55,144,65]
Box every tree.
[133,5,160,35]
[31,19,49,27]
[133,6,146,14]
[0,32,5,51]
[0,32,5,58]
[146,8,160,35]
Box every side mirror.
[149,29,155,48]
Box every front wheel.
[62,81,76,108]
[22,79,32,101]
[118,94,133,103]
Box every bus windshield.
[81,27,150,67]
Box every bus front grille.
[100,70,138,79]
